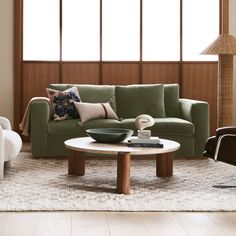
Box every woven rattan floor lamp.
[202,34,236,127]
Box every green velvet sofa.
[29,83,209,158]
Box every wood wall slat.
[102,63,139,85]
[14,0,23,130]
[142,63,179,84]
[22,63,59,112]
[62,63,100,84]
[182,63,218,135]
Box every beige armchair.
[0,116,22,179]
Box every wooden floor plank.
[72,212,108,226]
[173,212,228,236]
[72,226,111,236]
[141,212,187,236]
[72,212,110,236]
[0,212,71,236]
[207,212,236,236]
[106,212,149,236]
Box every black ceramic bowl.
[86,128,133,143]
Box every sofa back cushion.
[49,84,116,111]
[115,84,166,118]
[164,84,180,117]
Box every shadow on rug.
[0,152,236,211]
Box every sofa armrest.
[179,99,209,156]
[30,101,52,157]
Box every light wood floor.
[0,212,236,236]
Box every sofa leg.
[4,161,11,168]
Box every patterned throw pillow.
[46,87,81,121]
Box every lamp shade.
[201,34,236,55]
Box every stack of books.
[128,137,163,148]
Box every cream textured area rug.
[0,152,236,211]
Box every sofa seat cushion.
[48,119,121,136]
[120,118,194,136]
[116,84,166,118]
[48,119,82,136]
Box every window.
[23,0,219,62]
[23,0,60,61]
[183,0,219,61]
[62,0,100,61]
[143,0,180,61]
[102,0,140,61]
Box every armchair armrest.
[0,116,12,130]
[30,100,52,157]
[216,126,236,139]
[214,134,236,165]
[179,99,209,156]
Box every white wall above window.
[102,0,140,61]
[62,0,100,61]
[23,0,60,61]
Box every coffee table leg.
[117,152,131,194]
[68,150,85,176]
[156,153,173,177]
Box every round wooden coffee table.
[64,137,180,195]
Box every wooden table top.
[64,137,180,156]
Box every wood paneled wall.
[142,63,179,84]
[102,63,140,85]
[22,63,59,111]
[62,63,100,84]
